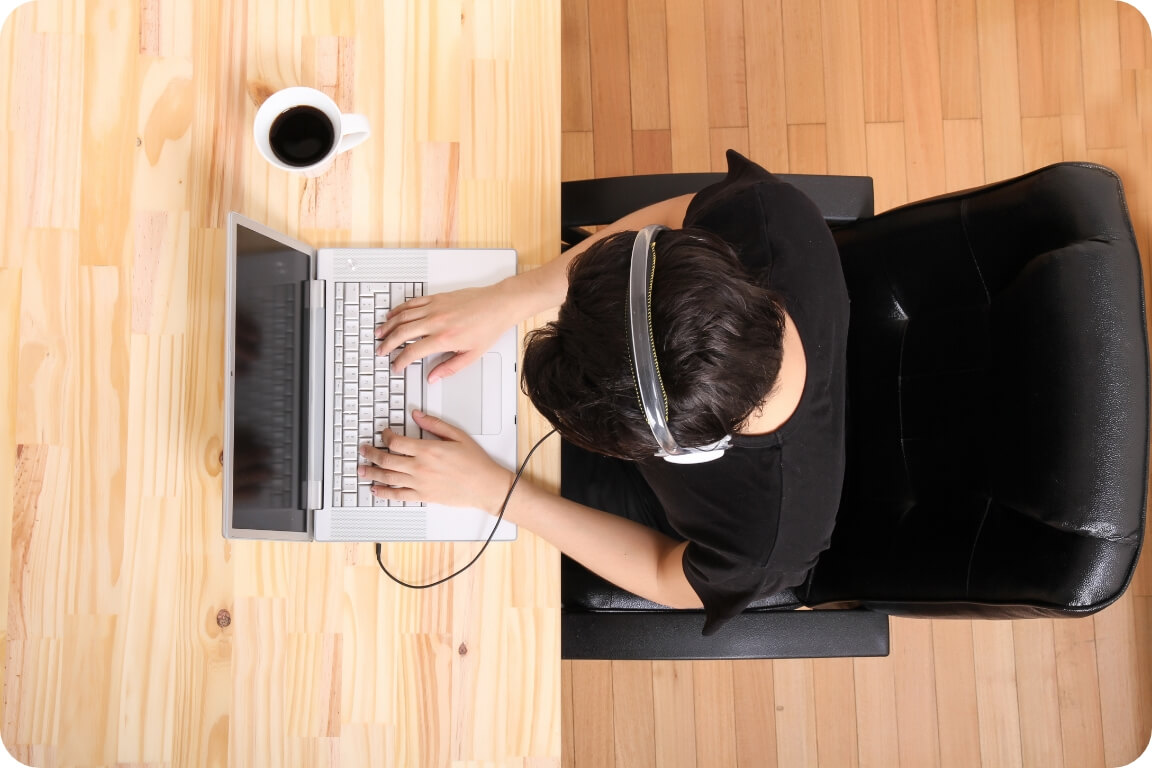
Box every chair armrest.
[561,608,891,660]
[561,172,875,229]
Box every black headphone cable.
[374,429,557,589]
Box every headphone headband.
[627,225,731,464]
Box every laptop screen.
[231,224,312,534]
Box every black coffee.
[268,105,336,167]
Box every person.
[358,150,849,635]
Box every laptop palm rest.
[429,353,501,435]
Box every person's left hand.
[357,410,514,513]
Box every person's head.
[522,228,787,460]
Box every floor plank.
[773,659,820,768]
[571,661,616,768]
[627,0,670,131]
[1011,620,1064,768]
[892,619,942,768]
[692,661,738,768]
[782,0,827,125]
[732,660,779,768]
[1053,619,1107,768]
[972,622,1024,768]
[933,620,984,768]
[652,660,698,768]
[613,661,657,768]
[812,658,860,768]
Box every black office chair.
[558,163,1149,660]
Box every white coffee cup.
[253,87,370,177]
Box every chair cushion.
[804,163,1148,617]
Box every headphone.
[627,225,732,464]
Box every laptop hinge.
[305,480,323,511]
[305,279,325,309]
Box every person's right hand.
[374,282,518,382]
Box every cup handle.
[337,113,371,154]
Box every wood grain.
[561,0,593,133]
[665,0,710,172]
[865,121,909,211]
[820,0,868,175]
[626,0,669,131]
[588,0,633,176]
[971,621,1024,768]
[743,0,789,173]
[570,661,615,768]
[632,129,673,174]
[611,661,656,768]
[812,658,859,768]
[975,0,1024,181]
[937,0,981,120]
[892,619,942,768]
[732,660,777,768]
[651,661,696,768]
[853,653,901,768]
[1081,0,1126,148]
[1011,620,1064,768]
[942,118,987,191]
[704,0,747,130]
[858,0,903,123]
[932,621,983,768]
[773,659,819,768]
[1,1,561,766]
[692,661,738,767]
[897,0,948,200]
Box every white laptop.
[222,212,518,542]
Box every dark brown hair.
[522,228,787,460]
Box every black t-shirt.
[636,150,849,635]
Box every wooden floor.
[560,1,1152,767]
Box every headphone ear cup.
[657,435,733,463]
[662,448,726,464]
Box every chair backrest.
[561,172,874,247]
[803,163,1149,618]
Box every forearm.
[503,193,697,318]
[362,410,702,607]
[504,478,702,609]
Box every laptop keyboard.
[332,280,427,508]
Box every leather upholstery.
[803,163,1149,617]
[558,163,1149,657]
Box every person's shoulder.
[684,150,773,224]
[685,150,823,229]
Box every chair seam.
[896,320,913,493]
[959,198,992,303]
[965,497,994,598]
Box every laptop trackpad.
[441,353,501,435]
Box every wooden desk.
[0,1,561,765]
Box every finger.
[370,484,423,504]
[374,318,428,359]
[389,337,442,372]
[374,334,416,366]
[411,409,466,441]
[358,465,410,486]
[386,295,432,320]
[375,303,431,340]
[380,428,419,457]
[426,350,479,384]
[358,443,414,471]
